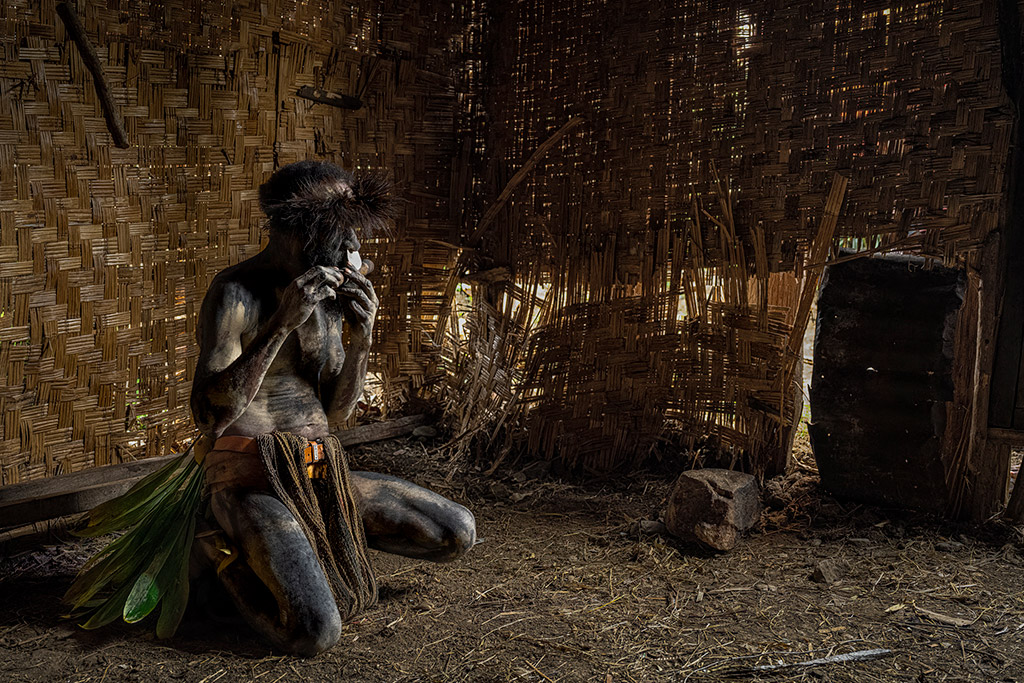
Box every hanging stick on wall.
[296,85,363,110]
[56,2,130,149]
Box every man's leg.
[350,471,476,562]
[203,488,342,656]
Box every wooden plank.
[810,253,961,512]
[0,416,430,529]
[335,414,428,446]
[0,454,178,510]
[986,427,1024,447]
[0,476,155,529]
[962,238,1011,521]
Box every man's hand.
[337,267,379,344]
[275,266,344,331]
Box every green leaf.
[67,451,205,634]
[64,470,191,611]
[156,474,202,638]
[64,511,169,611]
[80,580,135,630]
[66,458,201,613]
[123,468,203,624]
[77,450,193,538]
[123,573,160,623]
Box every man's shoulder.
[203,256,277,310]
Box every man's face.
[302,224,361,271]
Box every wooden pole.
[959,0,1024,520]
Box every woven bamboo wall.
[0,0,481,484]
[0,0,1014,484]
[441,0,1013,474]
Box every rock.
[935,541,964,552]
[520,460,551,479]
[412,425,438,439]
[664,469,762,551]
[763,476,790,510]
[488,481,511,499]
[638,519,667,536]
[811,559,844,584]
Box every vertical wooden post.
[960,0,1022,520]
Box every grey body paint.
[190,241,476,656]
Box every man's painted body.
[189,163,475,656]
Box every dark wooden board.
[809,254,964,512]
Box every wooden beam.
[987,427,1024,447]
[961,0,1024,519]
[0,416,430,530]
[335,414,428,446]
[961,242,1011,520]
[0,454,178,528]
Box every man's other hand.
[275,266,344,331]
[338,267,379,344]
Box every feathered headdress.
[261,171,396,242]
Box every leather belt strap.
[204,434,327,495]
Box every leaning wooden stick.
[467,115,587,246]
[433,116,588,343]
[56,2,130,148]
[776,173,849,401]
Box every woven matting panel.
[442,0,1012,474]
[0,0,480,483]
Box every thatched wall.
[0,0,481,483]
[0,0,1014,485]
[441,0,1012,475]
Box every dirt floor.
[2,434,1023,682]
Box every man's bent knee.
[283,605,343,657]
[436,504,476,562]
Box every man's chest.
[248,304,344,378]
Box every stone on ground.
[664,469,761,551]
[811,558,844,584]
[412,425,438,439]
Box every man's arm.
[321,329,370,429]
[191,266,344,438]
[322,266,379,429]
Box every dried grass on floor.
[2,437,1022,682]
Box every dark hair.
[258,161,394,244]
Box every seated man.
[190,160,475,656]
